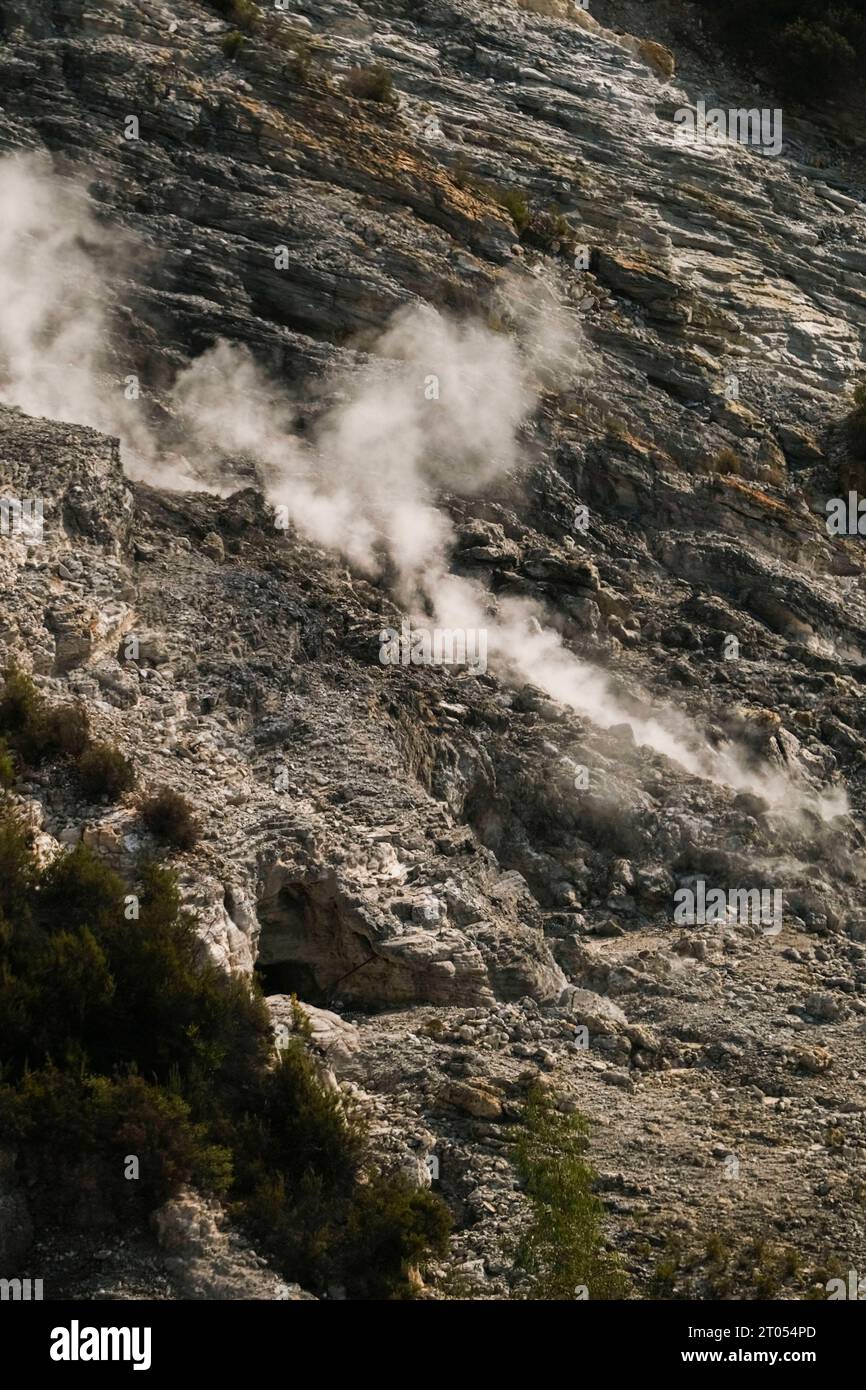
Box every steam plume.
[0,155,847,820]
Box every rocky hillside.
[1,0,866,1299]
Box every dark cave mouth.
[254,958,327,1005]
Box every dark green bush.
[493,186,531,235]
[140,786,199,850]
[521,205,572,251]
[0,737,14,788]
[234,1040,366,1287]
[0,664,49,763]
[456,176,559,243]
[211,0,262,32]
[278,32,313,78]
[39,839,126,930]
[692,0,866,98]
[513,1085,629,1300]
[223,29,246,59]
[234,1049,449,1298]
[0,1069,232,1225]
[0,810,451,1295]
[344,64,397,106]
[77,741,135,800]
[254,1041,366,1190]
[44,702,91,758]
[205,0,314,74]
[342,1173,452,1299]
[0,664,90,764]
[778,17,857,91]
[0,664,41,739]
[0,804,35,918]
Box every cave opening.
[254,958,324,1003]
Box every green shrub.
[0,737,14,788]
[649,1226,817,1299]
[513,1085,628,1299]
[521,205,571,251]
[206,0,314,72]
[211,0,262,32]
[234,1041,363,1285]
[77,741,135,800]
[38,840,126,933]
[277,31,313,78]
[342,1173,452,1299]
[231,1042,451,1297]
[0,664,40,734]
[223,29,247,58]
[777,17,857,92]
[86,860,267,1094]
[258,1040,365,1190]
[0,806,452,1296]
[0,1069,232,1225]
[461,179,561,244]
[44,702,91,757]
[140,786,199,850]
[0,664,90,763]
[692,1,866,100]
[0,804,35,917]
[492,186,531,234]
[344,63,397,106]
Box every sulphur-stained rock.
[636,38,675,80]
[786,1044,833,1075]
[81,813,132,857]
[446,1079,504,1120]
[776,423,825,463]
[594,249,683,312]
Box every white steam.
[0,154,847,820]
[0,153,111,429]
[0,151,212,490]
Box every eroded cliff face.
[1,0,866,1298]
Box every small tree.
[513,1085,628,1299]
[78,742,135,800]
[140,786,199,850]
[0,664,90,762]
[344,64,397,106]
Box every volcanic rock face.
[2,0,866,1298]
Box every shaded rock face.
[1,0,866,1298]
